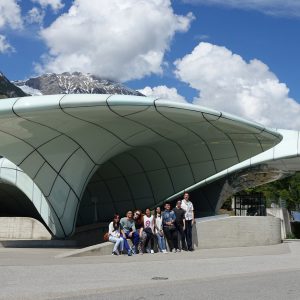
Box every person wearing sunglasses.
[133,209,146,254]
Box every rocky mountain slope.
[0,73,27,99]
[13,72,144,96]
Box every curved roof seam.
[153,100,218,174]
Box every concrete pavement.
[1,241,300,299]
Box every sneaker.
[127,250,132,256]
[162,249,168,254]
[112,250,119,256]
[172,249,177,253]
[189,248,194,252]
[176,249,181,252]
[150,249,154,254]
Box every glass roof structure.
[0,94,284,237]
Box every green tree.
[249,172,300,210]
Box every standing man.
[173,200,187,252]
[162,202,178,253]
[181,192,195,251]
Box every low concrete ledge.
[56,242,114,258]
[193,216,282,249]
[0,239,78,248]
[58,216,282,258]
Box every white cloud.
[139,86,187,103]
[183,0,300,17]
[31,0,64,12]
[37,0,194,82]
[26,7,45,25]
[175,42,300,130]
[0,0,22,54]
[0,0,23,30]
[0,34,14,53]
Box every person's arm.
[108,222,113,235]
[154,217,159,232]
[171,211,176,224]
[132,221,136,232]
[120,219,127,236]
[139,227,143,237]
[182,211,186,229]
[164,212,172,226]
[139,217,144,237]
[191,203,195,224]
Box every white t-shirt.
[155,215,163,232]
[108,222,120,237]
[181,199,194,220]
[143,215,154,232]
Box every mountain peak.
[0,72,27,99]
[14,72,144,97]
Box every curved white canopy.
[0,94,281,237]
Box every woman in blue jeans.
[155,207,168,253]
[108,214,131,256]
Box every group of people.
[107,192,195,256]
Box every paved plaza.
[1,241,300,299]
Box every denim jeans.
[156,232,166,251]
[109,236,124,253]
[120,234,131,252]
[125,231,140,253]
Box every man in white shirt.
[181,192,195,251]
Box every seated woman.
[144,208,155,254]
[108,214,124,255]
[133,209,146,254]
[109,214,131,256]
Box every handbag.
[103,232,109,242]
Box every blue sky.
[1,0,300,129]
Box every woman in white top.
[108,214,124,255]
[155,207,167,253]
[143,208,155,254]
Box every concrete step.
[0,239,78,248]
[56,241,114,258]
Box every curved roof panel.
[170,129,300,214]
[0,94,281,237]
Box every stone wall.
[0,217,51,240]
[193,216,281,249]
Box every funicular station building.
[0,94,299,240]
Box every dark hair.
[113,214,120,229]
[155,206,162,217]
[164,202,171,209]
[134,209,143,225]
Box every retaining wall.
[59,216,282,257]
[193,216,281,249]
[0,217,51,240]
